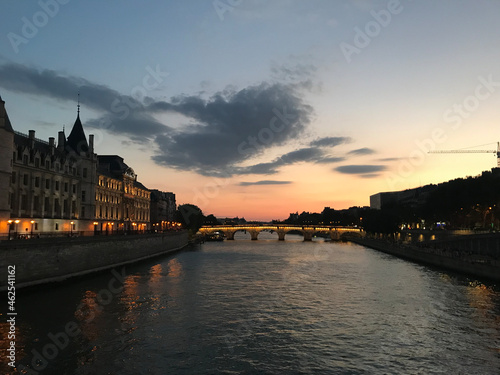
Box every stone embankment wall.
[351,236,500,281]
[0,231,188,291]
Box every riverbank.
[350,236,500,282]
[0,231,189,291]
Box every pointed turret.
[0,95,14,133]
[66,99,89,153]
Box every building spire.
[67,91,89,153]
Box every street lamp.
[14,220,20,239]
[7,220,12,240]
[30,220,35,238]
[70,221,74,236]
[93,222,98,235]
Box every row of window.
[11,172,79,194]
[96,191,121,204]
[96,205,121,220]
[14,152,88,177]
[98,178,121,190]
[123,184,149,198]
[94,205,150,221]
[10,193,79,217]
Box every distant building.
[370,192,398,210]
[370,186,436,210]
[150,189,176,230]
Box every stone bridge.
[199,225,364,241]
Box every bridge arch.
[199,225,364,242]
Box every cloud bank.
[0,62,386,178]
[239,180,293,186]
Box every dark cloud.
[230,147,344,176]
[0,62,362,177]
[377,157,403,162]
[279,147,324,163]
[310,136,352,147]
[239,180,293,186]
[314,156,345,164]
[151,83,314,174]
[334,165,386,175]
[0,62,169,137]
[347,147,376,155]
[236,162,281,176]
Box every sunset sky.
[2,0,500,220]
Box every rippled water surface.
[2,233,500,374]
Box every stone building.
[0,96,153,239]
[0,97,14,235]
[96,155,151,233]
[3,97,97,238]
[150,189,176,230]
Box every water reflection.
[148,264,163,285]
[5,242,500,374]
[167,258,182,280]
[465,281,500,353]
[0,320,26,373]
[74,290,101,342]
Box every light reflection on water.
[2,235,500,374]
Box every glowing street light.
[7,220,12,240]
[70,221,74,236]
[14,219,20,239]
[30,220,35,238]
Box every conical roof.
[0,95,14,133]
[66,114,88,152]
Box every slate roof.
[0,95,14,133]
[14,133,66,161]
[66,114,89,152]
[97,155,149,191]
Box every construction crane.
[428,142,500,168]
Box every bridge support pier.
[249,230,259,240]
[330,230,340,241]
[303,230,314,241]
[225,231,236,240]
[277,230,286,241]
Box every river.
[2,232,500,374]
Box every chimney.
[49,137,55,155]
[29,130,35,148]
[57,131,65,151]
[89,134,94,153]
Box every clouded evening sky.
[2,0,500,220]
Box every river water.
[2,233,500,374]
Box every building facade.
[0,97,14,235]
[3,97,97,238]
[150,189,176,230]
[0,96,156,239]
[95,155,151,233]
